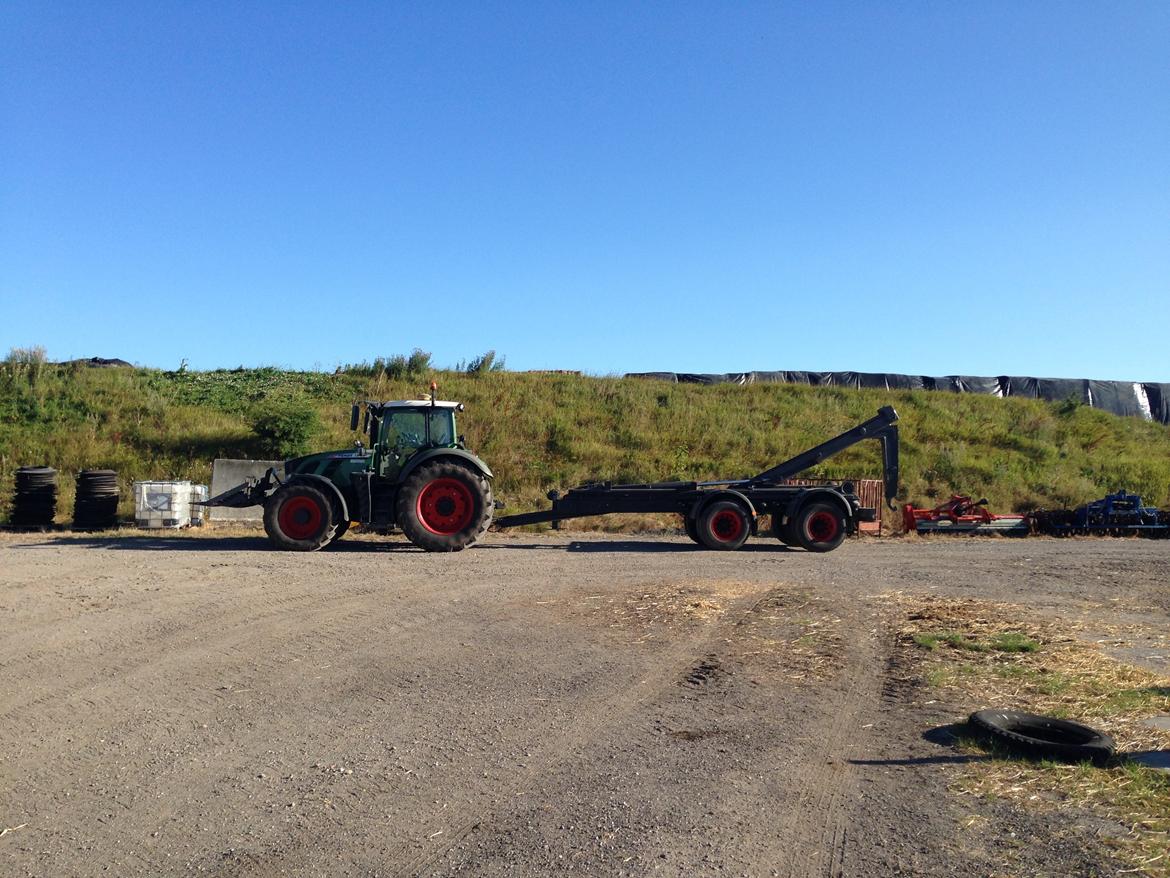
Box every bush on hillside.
[249,394,320,458]
[463,350,506,375]
[342,349,432,380]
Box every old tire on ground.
[793,502,847,553]
[264,483,337,551]
[969,709,1115,765]
[397,461,493,552]
[696,500,751,551]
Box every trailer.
[494,407,900,553]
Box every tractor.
[202,390,494,552]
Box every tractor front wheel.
[397,461,493,552]
[264,483,337,551]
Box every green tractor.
[203,393,494,552]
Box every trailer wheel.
[397,461,493,552]
[264,483,337,551]
[697,501,751,551]
[794,502,847,553]
[770,514,793,546]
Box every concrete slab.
[208,459,284,521]
[1140,715,1170,732]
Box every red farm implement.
[902,495,1029,536]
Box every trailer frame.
[495,406,900,552]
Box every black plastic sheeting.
[623,372,1170,425]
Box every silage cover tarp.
[623,371,1170,424]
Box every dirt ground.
[1,530,1167,877]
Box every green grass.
[912,631,1041,653]
[3,360,1170,525]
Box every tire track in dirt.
[400,585,830,877]
[772,599,886,878]
[2,581,490,877]
[191,585,778,878]
[390,599,770,878]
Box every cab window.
[428,410,455,445]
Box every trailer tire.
[684,515,701,545]
[697,501,751,551]
[264,483,337,551]
[770,514,793,546]
[397,461,493,552]
[793,502,847,553]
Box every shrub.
[465,350,506,375]
[249,395,320,458]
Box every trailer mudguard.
[285,473,350,523]
[398,447,494,482]
[691,490,758,521]
[782,488,853,527]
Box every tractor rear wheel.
[793,502,847,553]
[397,461,493,552]
[264,483,337,551]
[696,500,751,551]
[326,519,350,547]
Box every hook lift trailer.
[494,407,901,553]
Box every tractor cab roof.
[367,400,463,411]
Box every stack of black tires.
[73,470,120,530]
[11,466,58,528]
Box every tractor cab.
[352,399,465,479]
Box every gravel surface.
[1,531,1166,877]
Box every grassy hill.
[3,358,1170,529]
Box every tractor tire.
[264,483,337,551]
[684,515,701,545]
[696,500,751,551]
[326,519,350,547]
[397,461,493,552]
[793,502,847,553]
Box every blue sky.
[2,2,1167,379]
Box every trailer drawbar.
[494,406,900,553]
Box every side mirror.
[350,404,360,431]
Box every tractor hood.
[284,448,370,477]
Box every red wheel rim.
[417,477,475,535]
[710,509,745,543]
[279,495,324,540]
[806,510,840,543]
